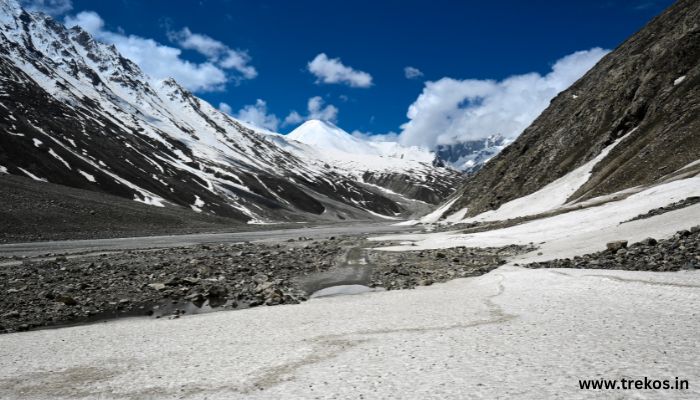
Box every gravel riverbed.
[0,235,530,333]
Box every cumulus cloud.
[351,130,399,143]
[63,11,103,33]
[398,48,609,148]
[63,11,256,92]
[168,27,257,80]
[21,0,72,16]
[284,96,339,126]
[404,66,424,79]
[218,102,233,115]
[232,99,280,131]
[307,53,373,88]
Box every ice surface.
[310,284,382,298]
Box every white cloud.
[21,0,72,16]
[64,11,103,34]
[233,99,280,131]
[351,130,399,143]
[283,111,304,126]
[398,48,609,148]
[168,27,257,80]
[307,53,373,88]
[218,102,233,115]
[284,96,339,126]
[63,11,255,92]
[404,66,423,79]
[307,96,339,121]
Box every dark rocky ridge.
[0,174,250,243]
[446,0,699,218]
[362,170,465,205]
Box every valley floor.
[0,197,698,398]
[0,170,698,398]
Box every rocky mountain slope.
[441,0,699,220]
[0,0,461,227]
[434,135,509,172]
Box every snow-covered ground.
[1,204,699,399]
[1,266,697,399]
[375,176,700,261]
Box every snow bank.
[374,176,700,260]
[446,129,635,223]
[419,197,459,223]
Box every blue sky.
[25,0,673,144]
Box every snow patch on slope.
[48,148,71,169]
[78,170,96,182]
[373,176,700,257]
[18,167,46,182]
[419,197,459,224]
[447,129,636,223]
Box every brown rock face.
[446,0,699,218]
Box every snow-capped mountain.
[0,0,462,223]
[287,118,507,174]
[287,119,434,163]
[283,120,463,204]
[434,135,509,172]
[287,120,380,156]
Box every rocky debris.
[0,235,531,333]
[524,227,700,272]
[0,239,343,333]
[622,197,700,224]
[366,243,533,290]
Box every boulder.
[56,295,77,306]
[182,276,201,285]
[606,240,628,252]
[148,283,166,291]
[640,237,657,246]
[206,284,228,298]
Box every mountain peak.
[298,119,334,128]
[287,119,377,155]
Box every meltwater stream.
[304,246,385,298]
